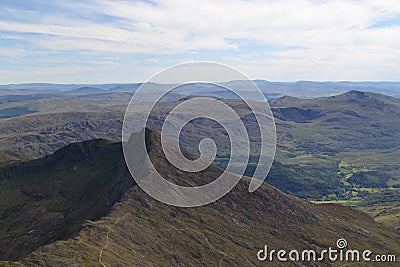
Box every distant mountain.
[1,81,400,98]
[0,83,84,91]
[218,80,400,98]
[0,111,124,157]
[0,83,141,92]
[108,83,142,92]
[66,86,106,95]
[254,81,400,98]
[1,130,399,266]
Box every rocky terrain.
[1,90,399,231]
[0,130,399,266]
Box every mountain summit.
[1,129,399,266]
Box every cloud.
[0,0,400,82]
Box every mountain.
[217,80,400,98]
[0,130,399,266]
[1,91,399,196]
[0,151,35,167]
[0,107,37,119]
[256,81,400,98]
[2,81,400,97]
[0,96,125,119]
[0,111,124,158]
[65,87,106,95]
[0,90,399,231]
[0,83,134,92]
[0,139,133,261]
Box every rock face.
[0,129,399,266]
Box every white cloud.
[0,0,400,82]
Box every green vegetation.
[0,107,37,118]
[0,140,133,260]
[1,130,399,266]
[1,91,399,225]
[0,89,399,265]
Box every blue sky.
[0,0,400,83]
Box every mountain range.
[0,85,399,265]
[0,90,399,230]
[2,81,400,98]
[0,130,399,266]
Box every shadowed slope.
[1,130,398,266]
[0,139,134,261]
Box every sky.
[0,0,400,84]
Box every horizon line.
[2,80,400,86]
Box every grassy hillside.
[0,112,123,157]
[0,91,399,230]
[0,131,399,266]
[0,139,133,260]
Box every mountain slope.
[1,130,399,266]
[0,139,133,261]
[0,91,399,202]
[0,91,399,230]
